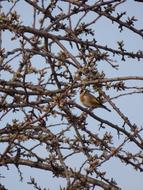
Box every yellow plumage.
[80,90,111,112]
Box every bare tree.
[0,0,143,190]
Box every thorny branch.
[0,0,143,190]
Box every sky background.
[1,1,143,190]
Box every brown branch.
[0,157,120,190]
[1,23,143,60]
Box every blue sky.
[1,1,143,190]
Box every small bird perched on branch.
[80,89,111,112]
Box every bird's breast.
[80,94,93,107]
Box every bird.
[80,89,111,112]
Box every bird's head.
[80,87,86,94]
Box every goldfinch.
[80,89,111,112]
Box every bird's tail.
[101,105,111,112]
